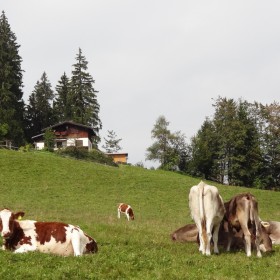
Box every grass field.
[0,149,279,279]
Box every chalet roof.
[43,121,97,134]
[31,121,97,140]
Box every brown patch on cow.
[127,208,135,220]
[35,222,67,244]
[3,221,25,250]
[119,203,128,212]
[19,235,32,246]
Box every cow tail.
[249,195,260,237]
[199,182,208,248]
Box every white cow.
[189,181,225,255]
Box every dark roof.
[31,121,97,140]
[43,121,97,133]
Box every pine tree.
[102,130,122,153]
[25,72,54,140]
[53,72,71,122]
[70,48,101,133]
[0,11,25,146]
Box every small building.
[106,153,128,164]
[32,121,97,150]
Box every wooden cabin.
[32,121,97,150]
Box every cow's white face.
[0,209,13,238]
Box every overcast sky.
[2,1,280,167]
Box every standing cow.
[189,181,225,255]
[224,193,265,257]
[0,208,98,256]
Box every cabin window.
[75,140,83,147]
[57,141,63,148]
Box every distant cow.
[189,181,225,255]
[261,221,280,245]
[224,193,266,257]
[117,203,135,221]
[0,208,98,256]
[171,224,198,242]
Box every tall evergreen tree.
[0,11,25,146]
[25,72,54,140]
[70,48,101,133]
[53,72,71,122]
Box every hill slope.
[0,149,279,279]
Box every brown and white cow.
[117,203,135,221]
[224,193,265,257]
[261,221,280,245]
[0,209,98,256]
[189,181,225,255]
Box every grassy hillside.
[0,149,279,279]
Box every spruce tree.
[0,11,25,146]
[70,48,101,133]
[53,72,71,122]
[25,72,54,140]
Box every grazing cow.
[171,224,198,242]
[261,221,280,245]
[170,222,272,252]
[0,209,98,256]
[189,181,225,255]
[224,193,266,257]
[117,203,135,221]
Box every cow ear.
[261,221,270,227]
[15,212,25,220]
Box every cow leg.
[205,221,213,256]
[242,228,252,257]
[14,244,36,254]
[117,210,121,219]
[126,213,130,221]
[212,224,220,254]
[226,230,233,252]
[196,223,205,253]
[255,229,262,258]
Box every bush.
[56,147,117,167]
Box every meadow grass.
[0,149,279,279]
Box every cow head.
[128,208,135,220]
[0,209,25,239]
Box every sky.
[1,1,280,168]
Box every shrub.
[56,147,117,167]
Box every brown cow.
[170,222,272,253]
[224,193,265,257]
[171,224,198,242]
[261,221,280,245]
[0,208,98,256]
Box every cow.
[0,208,98,256]
[117,203,135,221]
[170,222,272,253]
[261,221,280,245]
[188,181,225,255]
[224,193,265,257]
[170,224,198,242]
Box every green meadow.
[0,149,279,279]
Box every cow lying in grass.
[117,203,135,221]
[0,208,98,256]
[171,221,272,253]
[261,221,280,245]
